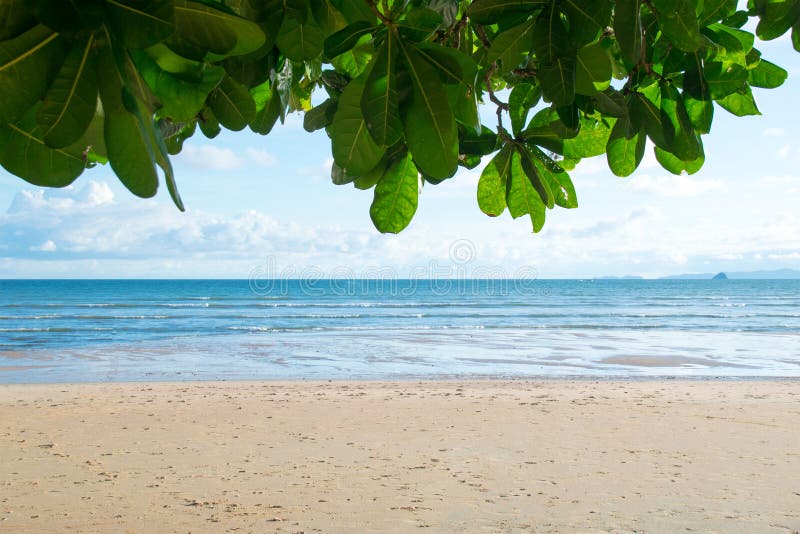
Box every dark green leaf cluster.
[0,0,790,233]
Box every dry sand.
[1,380,799,533]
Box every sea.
[0,279,798,383]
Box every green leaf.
[199,107,221,137]
[172,0,266,58]
[755,0,800,41]
[748,59,788,88]
[519,144,554,208]
[328,76,385,175]
[0,24,63,123]
[574,44,611,96]
[467,0,542,24]
[561,0,612,47]
[0,0,36,41]
[105,0,175,49]
[0,104,86,187]
[652,0,702,51]
[660,83,700,161]
[131,50,225,122]
[36,33,98,148]
[477,144,512,217]
[793,20,800,51]
[397,8,443,42]
[163,120,196,155]
[398,41,458,180]
[250,80,283,134]
[531,6,570,64]
[593,88,627,117]
[487,19,535,74]
[703,23,753,66]
[704,61,748,99]
[331,161,357,184]
[283,0,310,24]
[606,115,645,177]
[417,43,477,86]
[509,83,541,136]
[96,38,159,198]
[534,152,578,208]
[715,85,760,116]
[562,117,614,159]
[538,56,576,107]
[361,32,402,146]
[208,75,256,131]
[629,90,669,150]
[324,20,375,58]
[417,43,479,133]
[275,11,325,61]
[654,144,704,175]
[683,54,713,134]
[506,150,546,232]
[442,84,479,135]
[134,96,184,211]
[698,0,737,27]
[330,35,373,78]
[353,161,385,189]
[32,0,98,34]
[329,0,374,24]
[460,126,498,156]
[615,0,643,68]
[310,0,347,34]
[370,153,419,233]
[519,108,575,154]
[303,97,337,132]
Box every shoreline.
[2,374,800,386]
[2,379,799,532]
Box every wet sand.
[1,380,799,532]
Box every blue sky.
[1,34,799,279]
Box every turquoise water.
[0,279,798,382]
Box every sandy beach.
[1,380,799,533]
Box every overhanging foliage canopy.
[0,0,792,233]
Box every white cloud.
[759,174,800,193]
[180,145,243,171]
[30,240,56,252]
[245,147,277,167]
[627,174,726,197]
[777,144,791,158]
[8,181,114,214]
[767,252,800,260]
[763,127,785,137]
[571,155,607,176]
[1,178,799,279]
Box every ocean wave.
[0,327,114,333]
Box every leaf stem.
[366,0,392,24]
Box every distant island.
[661,269,800,280]
[594,269,800,280]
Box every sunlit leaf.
[361,31,402,146]
[328,76,385,175]
[606,114,645,177]
[653,0,702,51]
[477,144,511,217]
[370,153,418,233]
[506,150,546,232]
[398,40,458,180]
